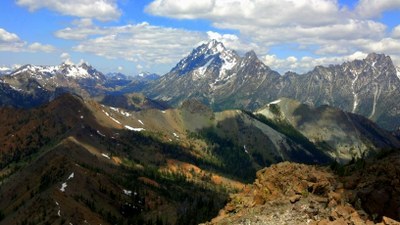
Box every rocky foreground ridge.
[202,151,400,225]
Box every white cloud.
[58,22,205,65]
[146,0,385,46]
[206,31,264,52]
[136,64,143,70]
[117,66,123,71]
[0,28,25,52]
[146,0,343,26]
[0,28,55,53]
[262,51,368,74]
[0,28,20,42]
[392,25,400,38]
[146,0,216,19]
[54,26,108,40]
[60,52,74,64]
[28,42,55,53]
[72,18,94,27]
[16,0,121,21]
[60,52,70,59]
[361,38,400,54]
[355,0,400,18]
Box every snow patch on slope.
[350,69,360,113]
[60,172,74,192]
[102,153,111,159]
[193,58,214,79]
[125,125,145,132]
[268,99,282,105]
[219,50,238,77]
[123,189,132,196]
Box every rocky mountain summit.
[202,151,400,225]
[145,40,280,108]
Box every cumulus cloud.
[206,31,264,53]
[136,64,144,71]
[146,0,216,19]
[262,51,368,74]
[54,26,108,40]
[16,0,121,21]
[146,0,385,46]
[60,52,74,64]
[28,42,55,53]
[0,28,20,42]
[147,0,343,26]
[361,38,400,54]
[71,22,205,64]
[0,28,55,53]
[0,28,26,52]
[355,0,400,18]
[392,25,400,38]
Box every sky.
[1,0,400,75]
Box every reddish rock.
[289,194,301,204]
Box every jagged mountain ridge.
[2,62,107,97]
[10,62,105,80]
[144,40,400,130]
[1,40,400,130]
[0,62,110,108]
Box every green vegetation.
[268,104,281,116]
[190,128,257,183]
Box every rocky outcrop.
[202,153,400,225]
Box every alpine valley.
[1,40,400,225]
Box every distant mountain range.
[142,40,400,131]
[0,40,399,131]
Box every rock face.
[276,53,400,131]
[202,152,400,225]
[145,40,400,130]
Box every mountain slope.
[0,94,399,224]
[256,98,400,163]
[0,94,232,225]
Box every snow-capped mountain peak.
[396,66,400,80]
[11,63,105,80]
[136,72,160,80]
[171,39,240,77]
